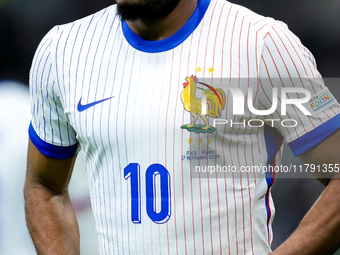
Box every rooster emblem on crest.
[181,75,226,133]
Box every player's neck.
[125,0,198,41]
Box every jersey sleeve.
[29,26,78,159]
[257,22,340,156]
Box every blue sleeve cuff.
[288,114,340,156]
[29,122,78,159]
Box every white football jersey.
[29,0,340,254]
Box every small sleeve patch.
[309,89,336,114]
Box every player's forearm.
[24,180,80,255]
[272,177,340,255]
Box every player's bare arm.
[272,129,340,255]
[24,140,79,254]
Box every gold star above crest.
[208,67,215,73]
[196,66,202,73]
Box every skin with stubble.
[116,0,181,21]
[116,0,198,40]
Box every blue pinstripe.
[35,40,50,136]
[95,14,119,255]
[55,29,65,106]
[123,49,137,255]
[75,14,95,147]
[42,53,52,140]
[106,34,124,254]
[101,18,121,254]
[114,42,131,255]
[87,10,112,254]
[70,23,82,116]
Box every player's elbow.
[24,173,67,206]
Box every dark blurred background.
[0,0,113,82]
[1,0,339,253]
[1,0,340,83]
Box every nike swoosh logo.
[77,96,114,112]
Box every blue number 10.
[124,163,171,224]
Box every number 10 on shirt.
[124,163,171,224]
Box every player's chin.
[116,0,143,4]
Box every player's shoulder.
[46,4,119,44]
[221,0,288,37]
